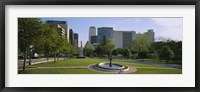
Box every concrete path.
[18,58,65,66]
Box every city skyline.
[41,17,183,46]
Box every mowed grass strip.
[19,58,182,74]
[18,68,103,74]
[132,68,182,74]
[32,58,165,68]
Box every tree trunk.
[23,50,27,71]
[108,54,112,67]
[54,53,56,63]
[109,59,112,67]
[28,50,31,65]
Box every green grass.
[19,68,103,74]
[133,68,182,74]
[31,58,106,67]
[19,58,182,74]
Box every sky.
[41,18,183,47]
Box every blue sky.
[41,17,183,47]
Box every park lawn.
[18,68,103,74]
[19,58,182,74]
[32,58,164,68]
[31,58,106,67]
[133,68,182,74]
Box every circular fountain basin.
[94,62,129,72]
[98,62,125,69]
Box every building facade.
[144,29,155,43]
[112,31,136,48]
[89,26,96,44]
[89,26,154,49]
[46,20,69,40]
[74,33,79,48]
[98,27,113,43]
[69,29,74,45]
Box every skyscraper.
[74,33,78,48]
[69,29,74,45]
[144,29,155,43]
[98,27,113,43]
[46,20,69,40]
[89,26,96,44]
[112,30,136,48]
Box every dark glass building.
[97,27,113,43]
[74,33,78,48]
[69,29,74,45]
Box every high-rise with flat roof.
[144,29,155,43]
[46,20,69,40]
[112,31,136,48]
[69,29,74,45]
[74,33,78,48]
[89,26,96,44]
[98,27,113,43]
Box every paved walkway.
[18,58,65,66]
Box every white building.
[89,26,96,44]
[144,29,155,43]
[46,20,69,41]
[112,30,136,48]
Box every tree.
[123,48,131,59]
[112,49,119,57]
[18,18,43,71]
[94,44,103,58]
[102,39,115,56]
[131,35,150,60]
[58,36,71,59]
[102,39,115,67]
[159,46,175,63]
[84,44,95,57]
[131,34,150,53]
[150,40,182,64]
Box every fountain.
[88,55,136,73]
[93,62,129,72]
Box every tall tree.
[18,18,42,71]
[94,44,103,58]
[112,49,119,57]
[131,34,150,53]
[159,45,175,63]
[102,39,115,67]
[84,44,95,57]
[123,48,131,59]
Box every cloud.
[155,28,183,41]
[151,18,182,27]
[151,18,183,41]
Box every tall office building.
[144,29,155,43]
[69,29,74,45]
[90,35,99,44]
[89,26,96,44]
[46,20,69,40]
[112,31,136,48]
[98,27,113,43]
[74,33,78,48]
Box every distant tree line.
[83,34,182,64]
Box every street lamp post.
[29,45,33,65]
